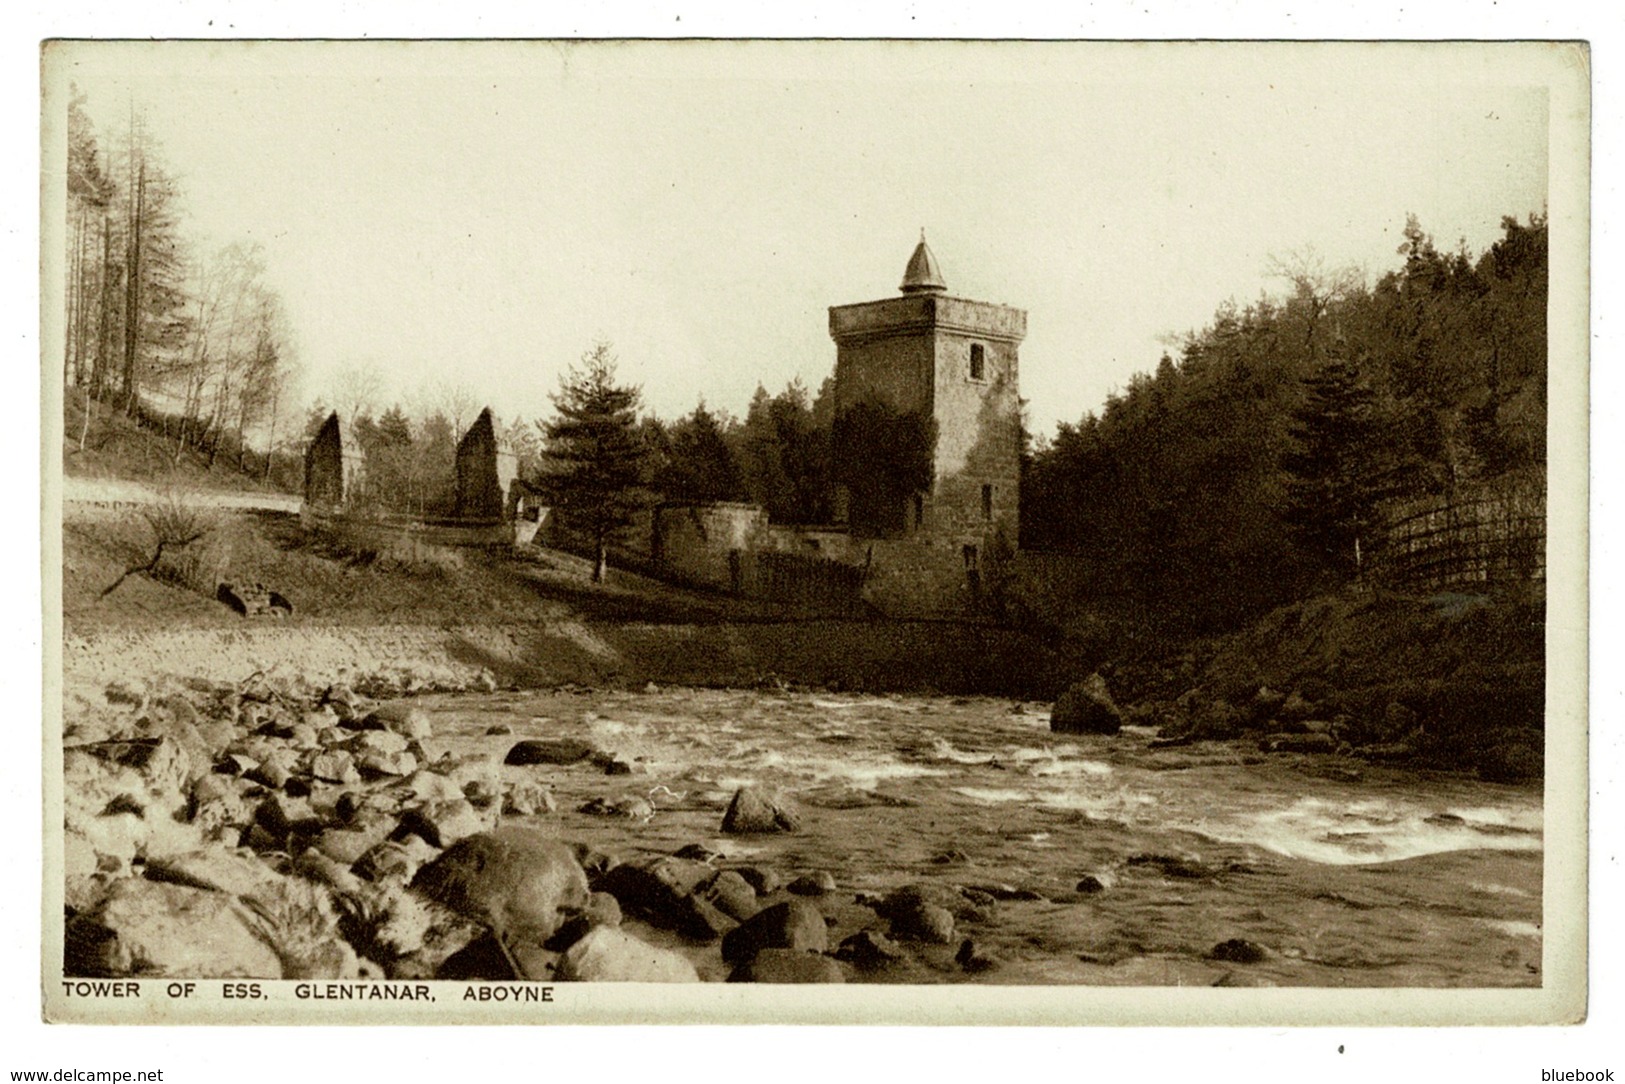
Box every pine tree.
[660,402,742,504]
[539,342,650,583]
[1280,357,1384,578]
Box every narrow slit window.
[981,483,993,521]
[913,492,925,529]
[969,343,986,380]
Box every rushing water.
[420,685,1543,987]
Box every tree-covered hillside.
[1021,213,1547,632]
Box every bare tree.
[100,490,215,598]
[1266,246,1366,353]
[436,379,480,439]
[333,364,384,426]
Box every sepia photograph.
[38,37,1588,1027]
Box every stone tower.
[828,234,1026,549]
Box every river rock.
[143,848,286,900]
[293,848,366,895]
[504,739,599,766]
[354,837,440,885]
[310,750,361,785]
[1260,732,1337,754]
[435,929,558,981]
[721,787,800,833]
[1126,853,1213,880]
[871,883,995,924]
[729,947,845,984]
[1209,938,1270,964]
[598,857,735,940]
[315,820,395,865]
[503,781,556,816]
[554,926,701,982]
[834,929,906,968]
[700,870,760,922]
[577,795,655,819]
[65,878,283,978]
[721,899,828,964]
[788,870,838,896]
[358,749,420,778]
[462,776,502,808]
[547,891,625,951]
[397,799,490,848]
[252,793,323,839]
[187,775,250,832]
[1357,741,1418,766]
[247,756,292,791]
[1049,674,1123,735]
[215,752,260,778]
[411,827,590,944]
[956,938,999,974]
[393,769,466,804]
[363,702,434,740]
[67,737,193,813]
[734,865,783,896]
[348,729,411,758]
[889,900,955,944]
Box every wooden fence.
[1373,479,1545,592]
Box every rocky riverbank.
[61,669,1058,984]
[60,657,1543,987]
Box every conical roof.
[899,231,947,294]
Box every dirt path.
[61,475,301,513]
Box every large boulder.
[720,899,828,965]
[65,879,282,978]
[1049,674,1123,735]
[597,857,737,941]
[728,948,845,984]
[720,787,800,833]
[411,828,589,945]
[699,870,760,923]
[361,701,434,740]
[503,739,600,767]
[553,926,700,982]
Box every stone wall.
[854,536,982,618]
[651,503,769,591]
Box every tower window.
[981,484,994,521]
[913,492,925,529]
[969,344,986,381]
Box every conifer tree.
[1280,357,1384,578]
[539,342,649,582]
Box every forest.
[64,87,302,483]
[1020,213,1548,631]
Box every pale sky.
[47,41,1553,438]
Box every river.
[416,684,1543,987]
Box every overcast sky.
[49,40,1553,438]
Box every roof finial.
[900,231,947,294]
